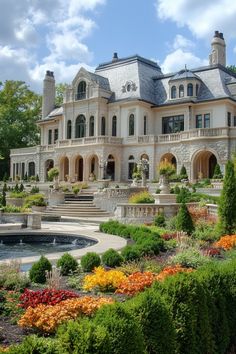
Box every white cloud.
[156,0,236,39]
[161,48,208,74]
[173,34,195,50]
[0,0,106,91]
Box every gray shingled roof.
[169,69,200,81]
[87,71,111,91]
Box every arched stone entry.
[75,155,84,181]
[89,155,99,180]
[106,154,115,180]
[45,159,54,180]
[140,153,149,179]
[193,150,217,180]
[160,153,177,169]
[60,156,69,181]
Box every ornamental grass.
[83,266,127,292]
[115,271,156,296]
[156,264,194,281]
[214,234,236,250]
[18,296,114,333]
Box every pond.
[0,233,97,261]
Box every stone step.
[48,207,102,212]
[45,211,110,216]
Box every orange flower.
[156,264,193,281]
[115,271,155,296]
[214,235,236,250]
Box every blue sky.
[0,0,236,92]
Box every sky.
[0,0,236,92]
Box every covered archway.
[75,155,84,181]
[106,154,115,180]
[45,159,54,180]
[192,150,217,180]
[88,155,99,180]
[60,156,69,181]
[160,153,177,170]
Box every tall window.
[77,81,86,100]
[28,162,35,177]
[162,115,184,134]
[179,85,184,98]
[204,113,210,128]
[101,116,106,135]
[227,112,231,127]
[129,114,135,136]
[128,155,136,179]
[112,116,117,136]
[196,84,199,96]
[171,86,176,99]
[75,115,86,138]
[187,83,193,96]
[48,129,52,144]
[67,120,72,139]
[144,116,147,135]
[54,129,58,143]
[89,116,95,136]
[196,115,202,128]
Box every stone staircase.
[44,189,111,219]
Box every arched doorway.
[28,162,35,177]
[193,150,217,180]
[106,154,115,180]
[45,159,54,180]
[160,153,177,169]
[75,156,83,181]
[89,155,99,179]
[128,155,136,179]
[60,156,69,181]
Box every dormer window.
[179,85,184,98]
[77,81,86,100]
[171,86,177,99]
[187,83,193,96]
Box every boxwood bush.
[29,256,52,284]
[80,252,101,272]
[56,253,78,275]
[101,249,123,268]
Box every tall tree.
[0,81,41,178]
[227,65,236,74]
[218,160,236,235]
[55,83,69,106]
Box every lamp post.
[137,158,149,187]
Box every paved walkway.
[0,221,127,266]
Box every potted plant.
[31,196,47,212]
[47,167,60,190]
[158,159,176,194]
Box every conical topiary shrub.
[176,203,194,235]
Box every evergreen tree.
[179,165,188,179]
[36,174,40,182]
[2,172,8,182]
[176,203,194,235]
[218,160,236,234]
[23,172,28,181]
[2,189,6,206]
[213,164,223,179]
[19,183,24,192]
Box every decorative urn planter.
[159,174,170,194]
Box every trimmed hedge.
[56,253,78,275]
[80,252,101,272]
[101,249,123,267]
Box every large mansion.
[10,31,236,182]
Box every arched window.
[67,120,72,139]
[128,155,136,179]
[179,85,184,98]
[196,84,199,96]
[101,117,106,135]
[129,114,135,136]
[144,116,147,135]
[89,116,94,137]
[75,115,86,138]
[112,116,117,136]
[171,86,176,99]
[187,83,193,96]
[77,81,86,100]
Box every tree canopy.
[55,83,69,106]
[0,80,41,178]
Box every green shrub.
[176,187,191,203]
[154,212,166,227]
[192,220,220,242]
[24,193,46,208]
[9,191,27,198]
[6,335,58,354]
[94,303,145,354]
[2,205,24,213]
[57,318,110,354]
[179,165,188,180]
[47,167,59,181]
[101,249,123,267]
[169,248,210,269]
[176,203,194,235]
[0,262,30,291]
[125,288,177,354]
[121,245,141,262]
[128,191,154,204]
[72,185,80,195]
[56,253,78,275]
[29,256,52,283]
[212,163,223,179]
[30,185,40,194]
[81,252,101,272]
